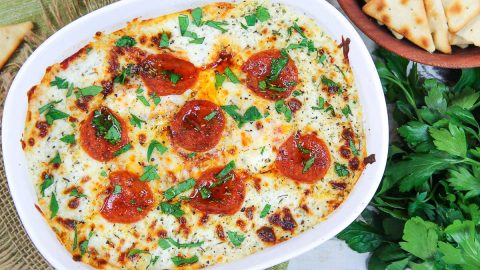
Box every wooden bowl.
[337,0,480,68]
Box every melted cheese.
[23,1,366,269]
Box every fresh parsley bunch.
[338,49,480,270]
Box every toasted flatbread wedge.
[0,21,33,69]
[441,0,480,32]
[457,16,480,46]
[424,0,451,53]
[363,0,435,52]
[449,32,470,44]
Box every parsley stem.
[381,76,423,123]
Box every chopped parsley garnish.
[45,108,69,125]
[129,113,146,128]
[260,146,266,155]
[334,163,349,177]
[60,134,75,144]
[199,186,212,199]
[203,111,218,121]
[139,165,160,181]
[113,184,122,195]
[214,73,226,89]
[191,7,203,26]
[312,96,325,110]
[161,70,182,85]
[245,14,257,26]
[127,248,146,258]
[321,76,339,89]
[178,15,204,44]
[160,202,184,217]
[39,100,61,114]
[40,174,54,197]
[217,161,235,179]
[163,178,196,200]
[227,231,245,246]
[76,85,103,97]
[205,20,228,33]
[255,6,271,22]
[80,231,94,256]
[70,188,87,198]
[274,99,292,122]
[325,106,335,116]
[113,143,131,156]
[72,225,78,250]
[147,140,168,160]
[91,109,122,144]
[187,152,197,158]
[224,67,240,83]
[50,77,69,89]
[221,105,264,127]
[137,95,150,106]
[292,90,303,97]
[171,255,198,266]
[296,142,311,154]
[291,21,306,38]
[150,92,161,105]
[349,140,359,156]
[100,171,108,177]
[49,152,61,164]
[260,204,271,218]
[114,64,133,84]
[269,50,289,82]
[160,238,204,249]
[318,54,327,64]
[287,38,315,53]
[160,32,169,48]
[49,193,59,219]
[115,36,137,47]
[189,37,205,44]
[342,104,352,117]
[303,156,315,173]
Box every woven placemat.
[0,1,289,269]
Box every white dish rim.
[2,0,389,269]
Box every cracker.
[441,0,480,33]
[424,0,451,54]
[456,16,480,46]
[0,21,33,69]
[363,0,435,52]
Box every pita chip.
[424,0,451,53]
[456,16,480,46]
[0,21,33,69]
[363,0,435,52]
[441,0,480,32]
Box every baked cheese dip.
[22,1,374,269]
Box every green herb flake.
[160,202,184,217]
[275,100,292,122]
[178,15,190,35]
[312,97,325,110]
[115,36,137,47]
[158,238,171,250]
[216,160,235,179]
[349,140,359,156]
[255,6,271,22]
[77,86,103,97]
[213,73,225,90]
[114,65,132,84]
[318,54,327,64]
[129,113,146,128]
[113,184,122,195]
[342,104,352,118]
[49,152,61,164]
[50,77,69,89]
[292,90,303,97]
[92,109,122,144]
[113,143,132,157]
[139,165,160,181]
[70,188,87,198]
[303,156,315,173]
[245,14,257,26]
[137,95,150,106]
[39,100,62,114]
[224,67,240,83]
[165,238,204,248]
[199,186,212,199]
[49,193,59,219]
[260,204,271,218]
[205,20,228,33]
[189,37,205,44]
[40,174,54,197]
[45,108,69,125]
[72,225,78,250]
[147,140,168,160]
[227,231,245,246]
[171,255,198,266]
[60,134,75,144]
[80,231,94,256]
[203,111,218,121]
[191,7,203,26]
[150,92,161,105]
[187,152,197,158]
[160,32,169,48]
[334,163,349,177]
[127,248,146,258]
[163,178,196,200]
[100,171,108,177]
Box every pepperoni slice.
[79,107,129,162]
[139,53,199,96]
[190,167,245,215]
[100,171,154,223]
[170,100,225,152]
[275,133,331,183]
[241,49,299,100]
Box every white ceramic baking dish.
[2,0,388,269]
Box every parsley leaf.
[50,77,69,89]
[205,20,228,33]
[160,202,184,217]
[171,255,198,266]
[147,140,168,160]
[163,178,196,200]
[60,134,75,144]
[113,184,122,195]
[191,7,203,26]
[76,86,103,97]
[113,143,131,156]
[114,64,132,84]
[80,231,94,256]
[227,231,245,246]
[255,6,270,22]
[204,111,218,121]
[45,108,69,125]
[139,165,160,181]
[302,156,315,173]
[430,124,467,157]
[160,32,169,48]
[221,105,264,127]
[260,204,271,218]
[40,174,54,197]
[70,188,87,198]
[337,221,384,252]
[215,73,226,89]
[399,217,439,260]
[274,100,292,122]
[224,67,240,83]
[49,152,61,164]
[129,113,146,128]
[49,193,59,219]
[115,36,136,47]
[334,162,349,177]
[164,238,203,248]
